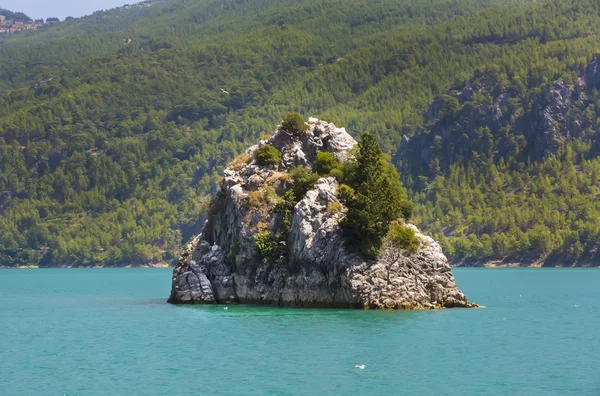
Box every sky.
[0,0,134,20]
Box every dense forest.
[399,62,600,266]
[2,0,600,267]
[0,9,32,23]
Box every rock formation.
[398,61,600,179]
[168,118,475,309]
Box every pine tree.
[342,133,409,258]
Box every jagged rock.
[585,56,600,90]
[397,66,595,180]
[268,118,357,167]
[169,238,216,303]
[531,80,585,158]
[168,119,476,309]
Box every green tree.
[341,133,412,258]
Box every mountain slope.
[400,60,600,266]
[1,0,600,267]
[0,0,519,89]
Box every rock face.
[168,118,475,309]
[398,61,600,180]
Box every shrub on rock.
[387,223,420,254]
[328,168,344,182]
[327,201,343,214]
[255,144,282,166]
[281,113,309,133]
[314,152,340,175]
[254,231,279,262]
[337,184,355,201]
[289,166,320,199]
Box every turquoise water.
[0,269,598,395]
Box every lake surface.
[0,268,598,395]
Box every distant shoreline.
[452,264,600,268]
[2,263,598,269]
[0,263,173,269]
[451,258,600,268]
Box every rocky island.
[169,116,476,309]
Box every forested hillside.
[400,61,600,266]
[0,8,32,23]
[2,0,600,267]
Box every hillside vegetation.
[2,0,600,266]
[401,62,600,266]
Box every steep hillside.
[400,59,600,266]
[0,0,518,89]
[2,0,600,267]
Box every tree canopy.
[341,133,412,258]
[2,0,600,266]
[0,9,32,23]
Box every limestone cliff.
[168,118,475,309]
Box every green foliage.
[314,152,340,175]
[412,146,600,263]
[289,166,320,199]
[254,231,279,263]
[387,223,420,254]
[273,189,296,236]
[327,201,343,214]
[255,145,282,167]
[341,133,412,258]
[0,8,31,23]
[383,160,413,220]
[434,95,461,121]
[402,62,600,264]
[281,113,309,134]
[328,168,345,182]
[3,0,600,266]
[337,184,356,201]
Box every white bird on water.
[354,364,365,369]
[220,88,230,95]
[224,307,228,310]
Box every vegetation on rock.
[340,133,413,258]
[253,231,280,262]
[280,113,309,134]
[387,223,420,254]
[273,189,296,233]
[247,120,416,263]
[327,201,343,214]
[289,166,320,199]
[255,144,282,167]
[314,152,341,175]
